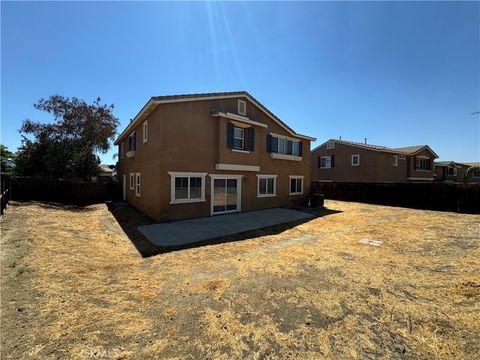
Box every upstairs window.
[268,135,302,157]
[351,154,360,166]
[320,156,332,168]
[143,121,148,143]
[227,123,254,151]
[128,131,136,151]
[416,158,430,170]
[233,127,244,149]
[120,142,125,159]
[238,100,246,116]
[393,155,399,166]
[326,141,335,149]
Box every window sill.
[415,169,431,172]
[320,167,331,169]
[289,192,303,196]
[170,198,205,205]
[232,149,251,154]
[126,151,135,158]
[257,194,276,198]
[129,187,134,191]
[271,153,302,161]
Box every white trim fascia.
[406,177,435,181]
[288,175,304,196]
[232,149,251,154]
[213,112,268,128]
[215,163,260,172]
[271,153,302,162]
[208,174,243,216]
[314,179,333,183]
[168,172,207,204]
[256,174,278,198]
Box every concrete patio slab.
[138,208,313,247]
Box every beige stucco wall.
[117,97,311,221]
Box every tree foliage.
[0,144,15,173]
[15,96,119,180]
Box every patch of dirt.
[1,200,479,359]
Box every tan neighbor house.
[311,139,438,183]
[115,91,316,221]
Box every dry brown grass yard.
[1,200,479,359]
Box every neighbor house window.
[238,100,246,116]
[143,121,148,143]
[168,172,207,204]
[128,131,136,151]
[326,141,335,149]
[270,135,302,157]
[257,175,277,198]
[320,156,332,169]
[393,155,399,166]
[472,168,480,178]
[416,158,430,170]
[289,176,304,195]
[135,173,141,197]
[351,154,360,166]
[233,127,245,149]
[129,173,135,190]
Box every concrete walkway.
[138,208,313,247]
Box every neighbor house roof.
[114,91,316,145]
[312,139,439,158]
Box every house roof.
[99,164,114,173]
[114,91,316,145]
[312,139,439,158]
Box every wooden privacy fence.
[311,181,480,214]
[11,177,122,205]
[1,173,11,217]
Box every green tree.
[0,145,15,173]
[464,166,480,184]
[16,96,119,180]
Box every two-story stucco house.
[311,139,438,183]
[115,91,316,221]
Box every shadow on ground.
[107,202,342,257]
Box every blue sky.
[2,1,479,163]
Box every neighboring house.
[115,91,316,221]
[433,161,470,183]
[92,164,114,183]
[311,139,438,183]
[463,162,480,183]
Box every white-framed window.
[233,127,245,150]
[135,173,141,197]
[393,155,399,166]
[326,141,335,149]
[272,135,302,157]
[128,131,136,151]
[289,176,304,195]
[351,154,360,166]
[143,120,148,143]
[416,157,429,170]
[320,156,331,169]
[454,167,457,176]
[129,173,135,190]
[120,142,124,159]
[256,175,277,198]
[238,100,246,116]
[168,172,207,204]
